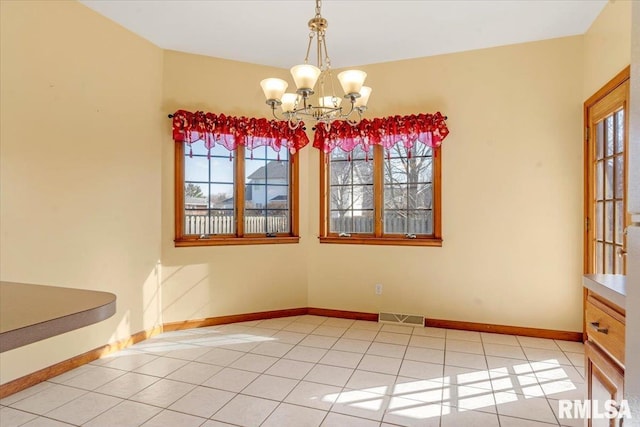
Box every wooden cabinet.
[584,291,626,427]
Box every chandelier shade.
[260,0,371,128]
[354,86,372,109]
[260,78,288,103]
[290,64,322,92]
[337,70,367,96]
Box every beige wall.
[160,51,309,322]
[584,0,632,99]
[0,1,163,383]
[307,37,585,331]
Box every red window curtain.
[171,110,310,156]
[312,112,449,154]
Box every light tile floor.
[0,316,586,427]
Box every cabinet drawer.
[585,297,625,365]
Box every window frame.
[174,141,300,247]
[319,144,442,247]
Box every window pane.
[184,212,208,235]
[615,201,624,245]
[384,210,433,235]
[328,148,373,235]
[407,210,433,235]
[383,210,407,234]
[209,210,235,234]
[605,158,613,199]
[595,201,603,241]
[330,161,352,185]
[596,242,603,274]
[605,244,613,273]
[210,184,234,209]
[606,116,614,157]
[615,110,624,154]
[596,160,603,200]
[244,209,265,233]
[408,183,432,209]
[184,183,208,208]
[353,185,374,209]
[383,143,434,236]
[413,157,433,183]
[384,158,408,184]
[615,155,624,199]
[245,159,267,180]
[384,184,406,209]
[245,149,290,235]
[330,210,373,234]
[595,121,604,160]
[605,201,613,242]
[266,210,290,233]
[331,187,353,211]
[185,156,209,182]
[244,209,290,234]
[350,211,374,233]
[352,160,374,184]
[267,185,289,209]
[246,184,265,209]
[210,157,234,183]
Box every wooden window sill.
[318,236,443,247]
[175,236,300,247]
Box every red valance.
[172,110,310,155]
[313,112,449,154]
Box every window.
[320,142,442,246]
[175,141,299,246]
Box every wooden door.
[584,68,630,275]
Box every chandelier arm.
[270,105,285,121]
[317,33,323,69]
[339,99,356,119]
[321,32,330,68]
[304,32,314,64]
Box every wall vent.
[378,312,425,327]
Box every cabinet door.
[585,341,624,427]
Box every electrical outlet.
[375,284,383,295]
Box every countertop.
[583,274,626,308]
[0,281,116,352]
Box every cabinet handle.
[590,321,608,334]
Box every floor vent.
[378,312,425,327]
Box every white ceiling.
[80,0,607,69]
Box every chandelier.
[260,0,371,129]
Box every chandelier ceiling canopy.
[260,0,371,129]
